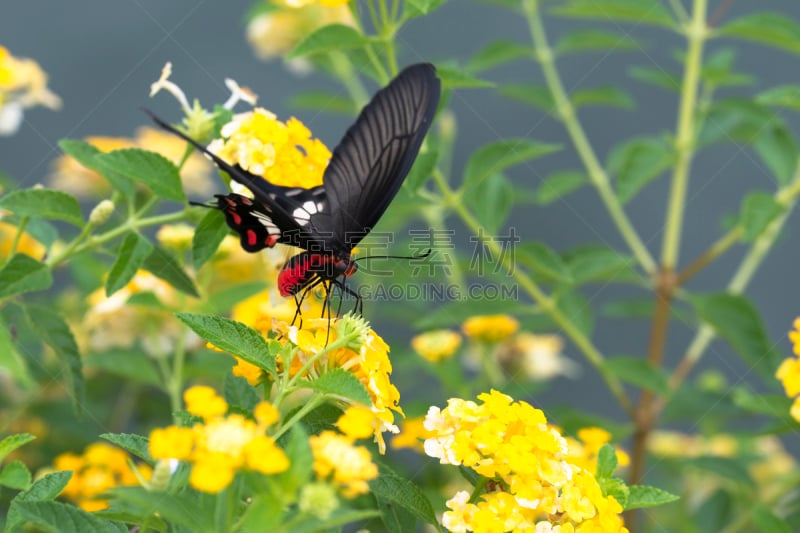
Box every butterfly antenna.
[352,248,432,264]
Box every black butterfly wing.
[146,110,328,251]
[321,63,441,249]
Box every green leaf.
[468,40,532,73]
[289,91,355,115]
[702,48,753,88]
[499,83,556,114]
[757,85,800,111]
[463,138,560,189]
[628,66,680,92]
[143,246,199,297]
[596,444,618,479]
[687,456,754,485]
[0,189,83,226]
[0,460,31,489]
[100,433,153,464]
[289,24,366,58]
[404,0,446,16]
[95,148,184,202]
[552,0,675,28]
[6,470,73,529]
[436,66,495,89]
[370,463,442,530]
[572,86,634,110]
[84,349,161,386]
[58,139,134,197]
[176,313,276,378]
[699,99,774,145]
[0,254,52,299]
[378,497,418,533]
[26,306,85,414]
[192,208,228,270]
[223,373,259,412]
[608,137,674,203]
[105,487,210,531]
[534,170,587,205]
[303,368,371,405]
[740,191,784,241]
[106,233,154,295]
[564,246,637,284]
[732,389,792,417]
[405,150,439,192]
[0,434,36,463]
[556,29,640,55]
[13,500,127,533]
[599,477,629,507]
[625,485,679,510]
[720,12,800,56]
[751,505,792,533]
[692,293,779,380]
[754,122,798,185]
[276,425,313,498]
[555,290,593,338]
[0,315,30,386]
[605,356,669,395]
[465,173,513,234]
[516,242,571,283]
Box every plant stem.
[8,216,28,260]
[677,227,743,286]
[661,0,708,269]
[522,0,656,276]
[329,51,369,108]
[431,168,633,415]
[272,393,326,441]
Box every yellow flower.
[792,396,800,423]
[149,426,195,460]
[254,401,281,427]
[156,223,196,252]
[208,108,330,188]
[391,416,434,453]
[246,2,355,62]
[190,452,235,494]
[776,356,800,398]
[789,317,800,356]
[50,442,151,511]
[184,385,229,421]
[498,332,579,381]
[310,430,378,498]
[337,405,377,440]
[0,220,46,260]
[0,46,60,136]
[411,329,462,363]
[566,427,630,473]
[462,314,519,343]
[426,391,628,532]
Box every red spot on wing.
[246,229,258,248]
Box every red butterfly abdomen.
[279,253,328,297]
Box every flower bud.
[89,199,114,226]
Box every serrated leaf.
[555,290,593,338]
[143,246,199,297]
[106,233,154,295]
[689,455,754,485]
[516,242,571,283]
[7,472,72,528]
[0,189,83,226]
[192,208,228,270]
[176,313,276,378]
[465,173,513,234]
[552,0,675,28]
[437,66,495,89]
[740,191,784,241]
[572,86,634,110]
[468,40,532,73]
[223,373,259,412]
[100,433,153,464]
[628,66,680,92]
[751,505,792,533]
[599,477,629,507]
[596,444,618,479]
[757,85,800,111]
[720,12,800,56]
[605,356,669,395]
[289,91,355,115]
[535,170,587,205]
[95,149,184,202]
[14,500,128,533]
[463,139,560,189]
[0,254,52,299]
[556,29,640,55]
[692,293,778,379]
[0,434,36,463]
[565,246,637,284]
[625,485,679,510]
[289,24,366,58]
[608,137,674,203]
[370,463,442,530]
[302,368,371,405]
[405,150,439,191]
[499,83,556,114]
[26,306,84,414]
[105,487,210,531]
[58,139,135,196]
[754,122,798,185]
[0,460,31,489]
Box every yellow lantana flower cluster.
[51,442,151,512]
[424,390,628,533]
[776,317,800,422]
[0,45,60,136]
[565,427,630,474]
[148,386,289,493]
[411,329,463,363]
[208,108,331,188]
[462,314,520,343]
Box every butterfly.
[148,63,441,316]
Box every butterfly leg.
[332,279,363,317]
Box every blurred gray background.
[3,1,800,426]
